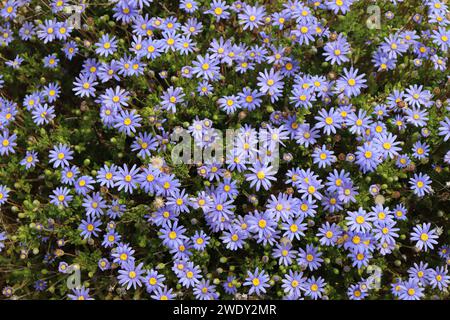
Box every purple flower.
[161,86,185,113]
[409,173,432,197]
[114,164,140,194]
[257,68,284,102]
[398,279,424,300]
[73,73,98,98]
[323,34,350,65]
[95,34,118,57]
[118,261,146,290]
[67,286,94,300]
[32,104,55,125]
[50,187,73,207]
[220,227,248,250]
[74,175,95,196]
[207,0,231,21]
[82,192,107,217]
[160,221,188,249]
[20,150,39,169]
[114,109,142,136]
[335,67,367,97]
[355,142,382,173]
[49,143,73,168]
[238,4,266,30]
[304,276,326,300]
[79,216,101,239]
[0,185,10,206]
[326,0,354,14]
[192,54,220,80]
[282,270,306,297]
[410,223,439,252]
[244,268,270,296]
[314,107,342,135]
[317,222,342,246]
[346,208,374,233]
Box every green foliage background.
[0,0,449,299]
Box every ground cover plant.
[0,0,449,300]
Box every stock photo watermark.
[66,264,81,290]
[366,5,381,30]
[64,4,84,30]
[366,265,382,291]
[170,127,281,173]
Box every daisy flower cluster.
[0,0,449,300]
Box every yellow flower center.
[420,233,428,241]
[258,219,267,228]
[169,231,177,239]
[257,171,265,180]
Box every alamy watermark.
[366,5,381,30]
[64,4,83,29]
[366,265,382,290]
[66,264,81,290]
[170,127,280,173]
